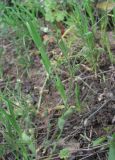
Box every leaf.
[21,131,31,143]
[75,83,81,110]
[55,75,67,104]
[0,145,5,157]
[56,11,65,22]
[108,144,115,160]
[55,105,65,110]
[26,20,51,74]
[29,143,36,154]
[58,117,65,131]
[58,106,75,131]
[92,136,106,146]
[45,11,55,22]
[108,134,115,160]
[58,39,68,58]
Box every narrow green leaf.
[58,117,65,131]
[108,135,115,160]
[108,145,115,160]
[92,136,106,146]
[75,83,81,110]
[21,131,31,143]
[26,20,51,74]
[55,75,67,104]
[58,39,68,58]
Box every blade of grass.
[55,75,67,105]
[75,83,81,111]
[26,20,51,74]
[58,38,69,58]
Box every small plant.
[59,148,70,160]
[0,94,30,159]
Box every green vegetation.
[0,0,115,159]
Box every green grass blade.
[108,134,115,160]
[58,38,69,58]
[26,20,51,74]
[75,83,81,111]
[55,75,67,105]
